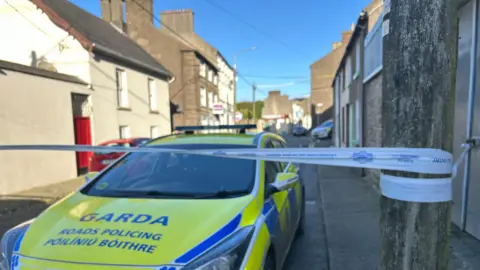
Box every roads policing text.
[43,213,168,254]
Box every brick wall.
[363,72,383,184]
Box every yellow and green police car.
[0,125,306,270]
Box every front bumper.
[312,132,329,139]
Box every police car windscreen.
[83,144,257,198]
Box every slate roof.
[32,0,172,79]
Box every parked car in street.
[311,120,333,140]
[88,137,151,172]
[293,125,308,136]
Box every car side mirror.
[267,172,299,195]
[85,172,99,183]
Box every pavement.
[286,135,480,270]
[1,134,480,270]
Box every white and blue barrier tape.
[0,143,473,203]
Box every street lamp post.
[233,46,256,124]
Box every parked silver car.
[311,120,333,140]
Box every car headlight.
[182,226,254,270]
[0,219,33,270]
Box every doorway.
[71,93,92,176]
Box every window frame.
[264,140,282,186]
[119,125,130,139]
[200,87,207,107]
[116,68,128,108]
[148,78,158,112]
[150,126,159,138]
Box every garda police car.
[0,125,305,270]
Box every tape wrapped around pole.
[380,174,452,203]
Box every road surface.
[283,135,330,270]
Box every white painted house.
[0,0,173,192]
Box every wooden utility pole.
[380,0,457,269]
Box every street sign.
[234,111,243,121]
[212,103,224,115]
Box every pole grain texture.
[380,0,458,270]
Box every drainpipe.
[461,0,479,232]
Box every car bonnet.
[12,192,258,268]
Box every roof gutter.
[91,43,173,80]
[331,13,369,86]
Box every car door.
[264,140,291,263]
[271,140,301,243]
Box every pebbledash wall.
[362,13,383,183]
[360,0,480,242]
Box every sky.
[71,0,371,102]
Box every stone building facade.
[100,0,234,129]
[310,29,353,127]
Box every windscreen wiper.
[195,189,251,199]
[107,189,200,198]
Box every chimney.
[160,9,194,33]
[125,0,154,30]
[100,0,124,31]
[269,90,281,96]
[341,30,353,45]
[332,42,342,50]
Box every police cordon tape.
[0,144,465,203]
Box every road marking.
[306,200,316,205]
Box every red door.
[73,116,93,175]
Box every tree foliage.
[236,101,264,120]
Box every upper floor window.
[208,92,213,108]
[355,41,361,75]
[199,61,206,77]
[148,78,157,112]
[116,68,128,108]
[208,69,213,82]
[340,70,345,92]
[200,87,207,107]
[345,56,352,88]
[213,74,218,85]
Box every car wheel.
[264,250,276,270]
[296,188,306,237]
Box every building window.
[355,41,361,75]
[148,78,157,112]
[116,69,128,108]
[345,56,352,88]
[340,70,345,92]
[214,94,218,105]
[199,60,206,77]
[208,92,213,108]
[119,125,130,139]
[208,69,213,82]
[200,87,207,107]
[150,126,159,138]
[213,74,218,85]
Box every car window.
[84,144,257,198]
[265,161,281,185]
[320,121,333,128]
[271,140,287,171]
[264,140,282,185]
